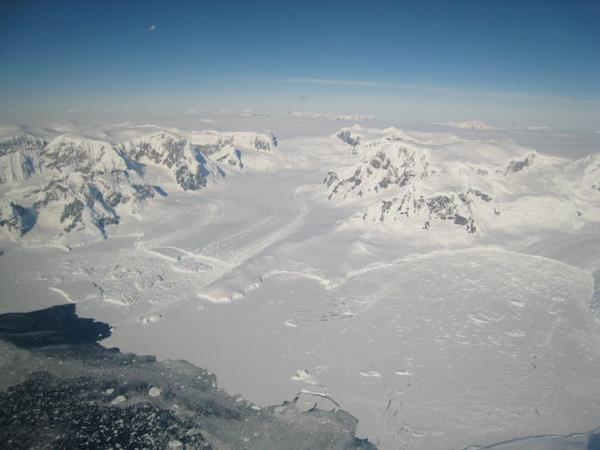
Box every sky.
[1,0,599,130]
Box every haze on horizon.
[0,0,599,131]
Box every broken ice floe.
[139,314,163,325]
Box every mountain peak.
[44,135,130,174]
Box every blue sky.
[1,0,599,129]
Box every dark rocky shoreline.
[0,304,376,450]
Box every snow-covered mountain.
[0,133,46,156]
[0,129,278,242]
[3,122,597,244]
[122,132,224,190]
[44,135,133,173]
[1,135,156,240]
[326,127,600,234]
[0,133,46,184]
[188,130,278,172]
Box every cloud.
[148,25,157,32]
[435,120,495,130]
[257,76,600,105]
[273,77,402,88]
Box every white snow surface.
[1,118,600,449]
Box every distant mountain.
[189,131,278,172]
[326,127,600,234]
[335,114,376,122]
[438,120,495,130]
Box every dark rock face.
[124,133,222,191]
[336,130,361,147]
[105,191,123,207]
[503,153,536,174]
[468,189,492,202]
[374,191,481,233]
[43,139,130,174]
[0,152,41,184]
[252,134,277,151]
[153,185,168,197]
[0,134,46,157]
[0,304,110,348]
[215,148,244,170]
[132,183,155,201]
[324,171,339,188]
[30,178,69,210]
[128,136,185,167]
[0,305,376,450]
[36,180,124,235]
[0,202,37,235]
[426,195,457,221]
[0,372,213,450]
[176,164,208,190]
[60,199,85,232]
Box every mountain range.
[0,130,277,241]
[326,126,600,235]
